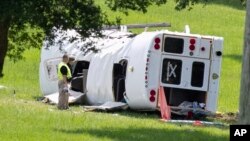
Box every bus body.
[40,27,223,112]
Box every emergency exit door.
[160,55,210,91]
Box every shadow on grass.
[33,96,44,101]
[55,126,228,141]
[110,109,160,119]
[83,109,233,128]
[223,54,242,63]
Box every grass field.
[0,0,245,140]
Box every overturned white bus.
[40,25,223,113]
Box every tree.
[241,0,247,6]
[106,0,208,12]
[0,0,208,78]
[239,0,250,124]
[0,0,105,77]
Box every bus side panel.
[125,33,156,110]
[147,51,162,108]
[206,38,223,112]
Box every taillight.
[189,38,196,52]
[190,39,196,44]
[189,45,195,51]
[149,89,156,102]
[150,90,156,96]
[155,38,161,44]
[154,37,161,50]
[154,44,160,50]
[149,96,155,102]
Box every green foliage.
[240,0,246,6]
[105,0,167,14]
[174,0,245,10]
[8,25,43,62]
[0,0,106,62]
[175,0,208,10]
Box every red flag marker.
[158,86,171,120]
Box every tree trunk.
[239,0,250,124]
[0,20,10,78]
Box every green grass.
[0,93,229,141]
[0,49,41,100]
[0,0,245,140]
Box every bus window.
[72,61,90,77]
[164,37,184,54]
[71,61,90,93]
[191,62,205,87]
[161,58,182,85]
[113,60,128,102]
